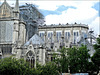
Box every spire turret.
[13,0,19,19]
[15,0,19,12]
[4,0,6,2]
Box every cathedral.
[0,0,45,67]
[0,0,96,67]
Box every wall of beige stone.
[38,24,88,49]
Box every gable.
[0,1,13,18]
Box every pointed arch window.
[26,51,35,68]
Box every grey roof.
[25,34,44,46]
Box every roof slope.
[25,34,44,45]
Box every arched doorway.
[26,51,35,68]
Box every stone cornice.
[39,24,89,29]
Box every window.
[65,32,70,42]
[56,31,61,42]
[0,44,12,55]
[73,31,79,44]
[47,31,53,42]
[26,50,35,68]
[39,32,45,41]
[82,31,87,39]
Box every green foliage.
[67,47,79,73]
[1,40,100,75]
[67,45,90,73]
[39,62,59,75]
[0,57,59,75]
[91,35,100,73]
[92,50,100,66]
[53,47,68,73]
[0,57,40,75]
[53,45,90,73]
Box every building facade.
[0,0,26,58]
[0,0,46,67]
[38,23,89,49]
[38,23,96,61]
[0,0,96,66]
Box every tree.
[0,57,40,75]
[67,45,90,73]
[67,47,79,73]
[0,57,60,75]
[53,47,68,73]
[37,62,59,75]
[91,35,100,73]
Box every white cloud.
[32,1,59,11]
[44,1,99,35]
[45,5,98,24]
[1,1,97,11]
[89,17,100,36]
[0,0,99,35]
[31,1,97,11]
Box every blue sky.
[0,0,100,36]
[92,2,100,16]
[39,6,77,16]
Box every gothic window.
[26,51,35,68]
[28,51,33,56]
[0,44,12,55]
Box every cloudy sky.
[0,0,100,36]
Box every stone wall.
[0,21,14,43]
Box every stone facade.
[0,0,26,58]
[0,0,46,66]
[0,0,96,66]
[38,23,96,61]
[38,23,89,49]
